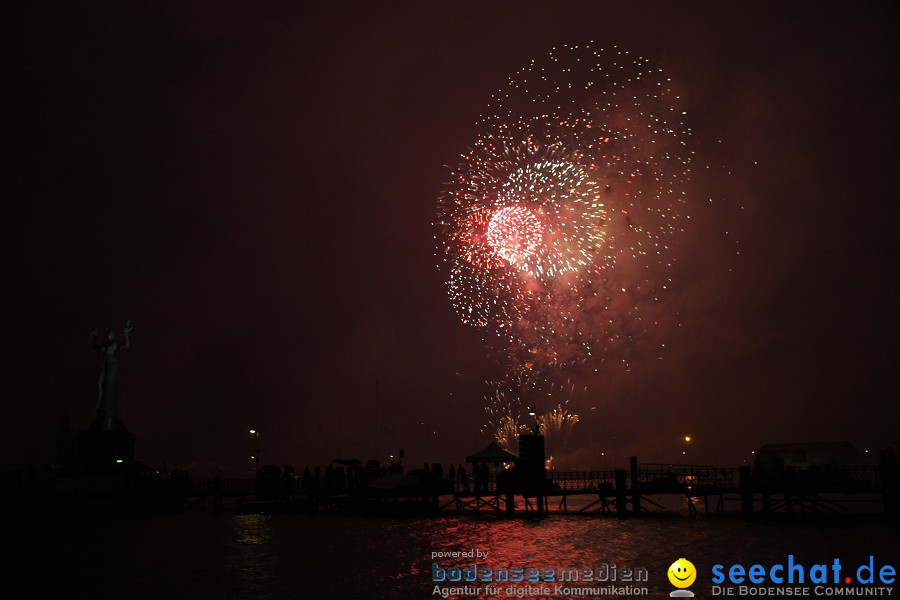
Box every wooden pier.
[445,458,897,518]
[6,454,897,517]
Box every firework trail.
[483,371,580,458]
[437,45,692,452]
[538,404,580,469]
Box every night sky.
[4,2,898,475]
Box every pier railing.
[548,470,617,490]
[446,463,884,496]
[8,463,887,509]
[639,464,738,490]
[185,478,259,496]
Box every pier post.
[168,473,185,513]
[505,493,514,517]
[615,469,627,515]
[879,448,899,516]
[784,466,795,513]
[629,457,641,514]
[739,466,753,517]
[212,475,222,514]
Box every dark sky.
[3,2,898,475]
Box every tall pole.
[374,380,379,460]
[249,429,260,473]
[338,407,343,458]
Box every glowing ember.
[487,205,544,269]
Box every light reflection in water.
[228,514,275,599]
[7,511,899,599]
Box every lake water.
[10,508,899,599]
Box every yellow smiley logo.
[668,558,697,588]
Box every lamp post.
[682,435,691,460]
[249,429,260,473]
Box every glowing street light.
[249,429,260,472]
[680,435,692,461]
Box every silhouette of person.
[302,467,314,494]
[475,463,488,493]
[478,463,491,493]
[459,463,469,492]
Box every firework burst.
[483,373,578,454]
[438,44,692,449]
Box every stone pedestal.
[78,417,135,473]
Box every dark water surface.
[10,511,899,599]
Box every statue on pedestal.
[79,316,137,472]
[90,319,133,432]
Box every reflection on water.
[229,514,275,598]
[9,512,899,599]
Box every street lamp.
[681,435,692,460]
[249,429,260,473]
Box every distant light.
[250,455,255,460]
[751,450,755,454]
[115,459,124,463]
[681,451,686,455]
[684,436,691,443]
[249,429,257,435]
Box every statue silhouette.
[91,319,133,431]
